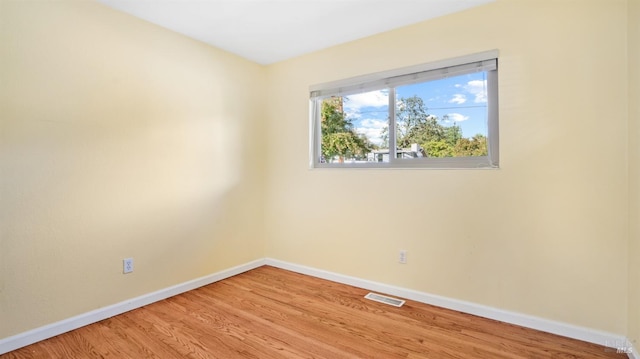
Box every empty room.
[1,0,639,357]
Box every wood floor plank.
[0,265,626,359]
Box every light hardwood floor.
[1,266,627,358]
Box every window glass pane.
[395,71,488,159]
[320,90,389,163]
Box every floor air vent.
[364,293,405,307]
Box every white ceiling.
[96,0,494,65]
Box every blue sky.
[343,71,488,147]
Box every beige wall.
[0,0,266,338]
[629,0,640,350]
[1,0,635,345]
[265,0,629,334]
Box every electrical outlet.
[123,258,134,274]
[399,250,407,264]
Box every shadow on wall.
[1,114,243,244]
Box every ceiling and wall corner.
[95,0,495,65]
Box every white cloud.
[360,118,387,128]
[344,90,389,110]
[443,113,470,123]
[355,118,387,146]
[448,94,467,104]
[465,80,487,103]
[344,108,362,119]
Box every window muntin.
[310,51,499,169]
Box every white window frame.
[309,50,499,169]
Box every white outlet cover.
[123,258,134,274]
[399,250,407,263]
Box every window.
[309,51,499,169]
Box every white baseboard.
[1,257,634,357]
[264,258,629,353]
[0,259,266,355]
